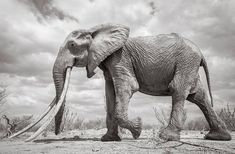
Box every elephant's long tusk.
[25,68,72,142]
[9,98,57,139]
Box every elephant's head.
[10,24,130,141]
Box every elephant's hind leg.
[159,77,189,141]
[187,85,231,141]
[159,91,187,141]
[101,79,121,142]
[159,51,202,141]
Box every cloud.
[19,0,79,23]
[148,1,158,16]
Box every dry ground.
[0,129,235,154]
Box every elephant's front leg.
[113,80,142,139]
[101,79,121,142]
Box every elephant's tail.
[201,57,213,107]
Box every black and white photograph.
[0,0,235,153]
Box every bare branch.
[0,86,9,114]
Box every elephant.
[10,23,231,142]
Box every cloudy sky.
[0,0,235,125]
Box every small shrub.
[83,118,106,130]
[153,107,169,129]
[0,86,8,115]
[184,117,209,131]
[44,107,85,132]
[153,107,186,130]
[11,115,33,131]
[0,114,33,137]
[217,104,235,131]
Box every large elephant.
[11,23,231,141]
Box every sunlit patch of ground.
[0,129,235,154]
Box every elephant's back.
[126,33,202,57]
[127,33,183,52]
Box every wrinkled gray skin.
[53,24,231,141]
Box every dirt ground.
[0,129,235,154]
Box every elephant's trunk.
[53,47,75,135]
[53,65,66,135]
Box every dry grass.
[217,103,235,131]
[153,104,235,131]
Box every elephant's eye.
[67,41,76,48]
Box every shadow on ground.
[34,136,148,143]
[34,136,100,143]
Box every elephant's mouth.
[9,67,72,142]
[74,58,86,67]
[72,51,89,67]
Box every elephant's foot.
[101,133,121,142]
[159,127,180,141]
[130,117,142,139]
[204,129,231,141]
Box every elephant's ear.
[86,24,130,78]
